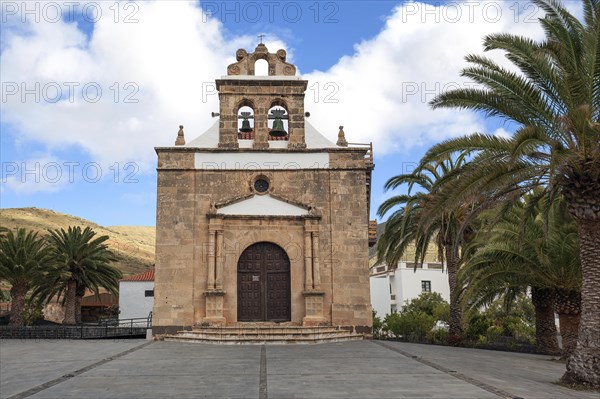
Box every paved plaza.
[0,339,596,399]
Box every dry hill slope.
[0,208,155,276]
[369,221,441,267]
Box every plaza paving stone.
[0,339,596,399]
[0,339,145,399]
[378,341,597,399]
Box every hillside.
[0,208,155,276]
[369,221,440,267]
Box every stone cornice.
[154,147,368,155]
[206,214,320,221]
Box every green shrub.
[464,294,536,346]
[432,303,450,323]
[503,315,535,344]
[465,313,493,341]
[476,335,488,345]
[402,292,447,316]
[403,293,448,342]
[401,311,436,342]
[426,327,449,344]
[372,310,383,339]
[22,298,43,326]
[383,310,435,342]
[486,325,503,342]
[382,312,402,337]
[378,293,450,343]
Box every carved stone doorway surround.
[201,213,325,326]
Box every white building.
[119,269,155,321]
[370,261,450,317]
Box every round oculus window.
[254,178,269,193]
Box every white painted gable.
[304,120,337,148]
[217,195,309,216]
[186,121,219,148]
[185,119,338,149]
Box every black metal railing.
[94,313,152,328]
[0,313,152,339]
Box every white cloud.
[493,127,513,139]
[304,1,547,154]
[1,1,247,169]
[1,0,552,176]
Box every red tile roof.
[121,268,155,282]
[238,130,289,141]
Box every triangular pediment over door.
[216,194,311,217]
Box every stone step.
[175,331,356,340]
[162,333,363,345]
[191,326,345,334]
[162,325,365,345]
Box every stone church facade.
[153,44,375,336]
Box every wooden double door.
[237,242,291,322]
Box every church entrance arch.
[237,242,291,322]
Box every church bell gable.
[215,44,308,150]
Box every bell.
[239,111,253,132]
[270,116,287,136]
[240,118,253,132]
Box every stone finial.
[175,125,185,146]
[337,126,348,147]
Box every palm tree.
[0,228,50,326]
[460,196,581,355]
[377,155,472,345]
[40,226,121,325]
[421,0,599,385]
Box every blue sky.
[0,1,554,226]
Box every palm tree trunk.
[558,313,580,357]
[9,283,29,326]
[445,246,462,346]
[75,295,82,324]
[562,218,600,387]
[62,279,77,325]
[531,287,559,355]
[554,289,581,358]
[75,284,86,324]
